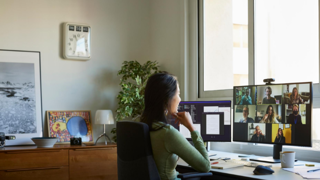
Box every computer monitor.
[233,82,312,162]
[168,101,231,142]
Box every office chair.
[117,121,212,180]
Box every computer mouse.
[253,165,274,175]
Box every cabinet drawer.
[0,149,68,170]
[0,166,68,180]
[69,147,117,180]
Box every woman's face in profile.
[168,84,181,114]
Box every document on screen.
[206,114,220,134]
[218,107,231,125]
[180,124,201,138]
[180,125,191,138]
[204,106,219,112]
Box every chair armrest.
[177,172,212,179]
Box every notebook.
[210,160,244,169]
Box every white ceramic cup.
[280,151,295,168]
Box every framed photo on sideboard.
[47,110,94,144]
[0,49,42,146]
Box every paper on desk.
[210,160,244,169]
[299,171,320,179]
[283,167,320,179]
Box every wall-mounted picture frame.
[47,110,94,144]
[0,49,43,146]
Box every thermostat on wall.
[63,22,91,60]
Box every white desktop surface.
[177,150,320,180]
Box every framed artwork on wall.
[47,110,94,144]
[0,49,43,146]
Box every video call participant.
[290,87,303,104]
[287,104,302,124]
[259,105,279,123]
[240,89,252,105]
[239,106,254,123]
[251,125,265,142]
[262,86,276,104]
[274,128,286,143]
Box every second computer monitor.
[233,82,312,147]
[168,101,231,142]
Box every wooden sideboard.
[0,143,117,180]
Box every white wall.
[149,0,185,99]
[0,0,152,142]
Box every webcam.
[263,78,275,85]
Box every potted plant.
[111,61,160,142]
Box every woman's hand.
[172,112,195,132]
[259,114,268,123]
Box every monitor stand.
[204,141,209,152]
[250,144,283,163]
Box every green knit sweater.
[150,122,211,180]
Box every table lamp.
[95,110,114,145]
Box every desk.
[177,150,320,180]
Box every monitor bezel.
[233,81,313,147]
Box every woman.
[287,104,302,124]
[140,72,210,180]
[259,105,279,123]
[274,128,286,143]
[290,87,303,104]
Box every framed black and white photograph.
[0,50,42,146]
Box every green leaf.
[115,60,160,121]
[135,75,141,85]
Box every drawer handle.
[5,166,62,172]
[5,150,62,154]
[74,148,114,151]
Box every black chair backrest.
[117,121,160,180]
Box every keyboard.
[229,160,273,168]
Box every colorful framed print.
[0,50,43,146]
[47,110,93,144]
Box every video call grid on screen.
[233,82,312,147]
[168,101,231,142]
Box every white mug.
[280,151,295,168]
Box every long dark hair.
[265,105,275,123]
[140,72,178,131]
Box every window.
[199,0,319,97]
[255,0,319,84]
[197,0,320,149]
[201,0,249,92]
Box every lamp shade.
[95,110,115,125]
